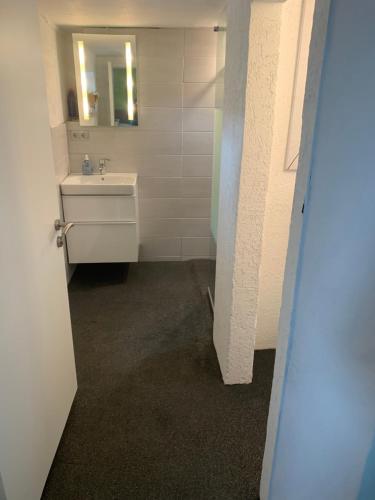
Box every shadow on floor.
[42,260,275,500]
[69,263,130,288]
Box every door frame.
[260,0,331,497]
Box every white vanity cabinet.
[60,174,139,264]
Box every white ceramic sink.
[61,173,137,196]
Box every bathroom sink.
[61,173,137,196]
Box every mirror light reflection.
[73,34,138,127]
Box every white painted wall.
[38,0,227,29]
[263,0,375,497]
[255,0,314,350]
[60,28,218,261]
[214,1,281,383]
[213,0,252,384]
[214,0,316,382]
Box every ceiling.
[38,0,227,28]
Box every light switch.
[70,130,90,141]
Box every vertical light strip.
[125,42,134,121]
[78,41,90,121]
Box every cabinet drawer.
[62,195,136,222]
[66,222,139,263]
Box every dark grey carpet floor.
[42,261,275,500]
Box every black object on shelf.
[67,89,78,120]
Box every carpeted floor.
[42,261,275,500]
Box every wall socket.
[70,130,90,141]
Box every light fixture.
[78,41,90,121]
[125,42,134,121]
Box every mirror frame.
[72,33,138,128]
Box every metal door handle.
[54,219,136,248]
[54,219,75,248]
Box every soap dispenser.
[82,154,93,175]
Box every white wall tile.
[70,154,181,177]
[181,178,212,197]
[113,131,182,155]
[51,123,68,160]
[183,108,215,132]
[139,84,182,108]
[139,56,183,83]
[140,219,181,238]
[180,219,211,237]
[182,155,213,177]
[139,107,182,131]
[138,156,182,177]
[50,123,69,181]
[182,237,212,257]
[54,155,70,183]
[183,132,214,155]
[140,198,211,219]
[68,129,115,154]
[140,218,212,238]
[69,153,142,174]
[137,29,184,58]
[139,177,181,198]
[140,238,181,259]
[183,83,216,108]
[184,29,217,58]
[70,130,182,156]
[139,198,182,219]
[183,57,217,83]
[180,198,211,218]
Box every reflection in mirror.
[72,34,138,127]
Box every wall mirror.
[72,33,138,127]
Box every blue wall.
[269,0,375,498]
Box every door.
[264,0,375,498]
[0,1,77,499]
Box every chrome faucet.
[99,158,110,175]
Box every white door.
[0,1,77,499]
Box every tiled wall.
[66,28,222,261]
